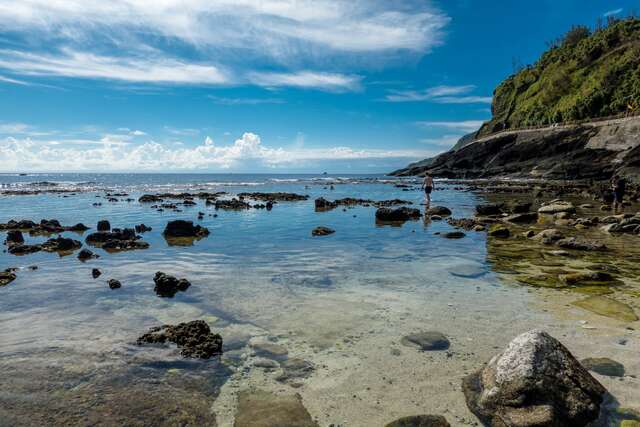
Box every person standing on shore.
[421,173,435,205]
[611,175,626,213]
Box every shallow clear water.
[0,174,638,426]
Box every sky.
[0,0,637,173]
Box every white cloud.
[0,49,229,85]
[385,85,491,104]
[249,71,362,91]
[0,74,30,85]
[130,130,146,136]
[0,132,431,172]
[604,8,623,17]
[419,134,464,147]
[0,1,449,89]
[208,95,285,105]
[416,120,485,132]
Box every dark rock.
[108,279,121,289]
[134,223,152,233]
[476,203,503,216]
[102,239,150,251]
[503,212,538,223]
[5,230,24,245]
[139,194,163,203]
[509,202,533,214]
[238,192,309,202]
[137,320,223,359]
[163,220,210,238]
[447,218,485,231]
[77,248,99,261]
[311,226,335,237]
[426,206,452,216]
[581,357,625,377]
[234,390,318,427]
[213,198,251,210]
[556,237,606,251]
[153,271,191,297]
[376,207,421,222]
[41,236,82,252]
[92,268,102,279]
[385,415,451,427]
[0,271,17,287]
[442,231,466,239]
[97,220,111,231]
[314,197,337,211]
[488,224,510,238]
[8,243,42,255]
[67,223,90,232]
[462,330,606,427]
[401,331,450,351]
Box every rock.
[376,207,421,222]
[509,202,533,214]
[252,357,279,370]
[108,279,121,289]
[102,239,150,251]
[0,271,17,286]
[488,224,510,238]
[559,272,616,286]
[311,226,335,236]
[86,228,137,244]
[163,220,209,238]
[429,215,442,221]
[463,330,606,427]
[426,206,452,217]
[276,358,315,383]
[239,192,309,202]
[92,268,102,279]
[213,198,251,210]
[5,230,24,245]
[134,223,152,233]
[556,237,606,251]
[77,248,99,261]
[401,331,450,351]
[137,320,223,359]
[503,212,538,224]
[153,271,191,297]
[385,415,451,427]
[531,228,564,244]
[573,296,638,322]
[250,339,289,360]
[538,202,576,214]
[581,357,625,377]
[476,203,503,216]
[442,231,465,239]
[233,390,318,427]
[97,220,111,231]
[41,236,82,252]
[67,223,90,231]
[138,194,163,203]
[8,243,42,255]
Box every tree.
[563,25,591,46]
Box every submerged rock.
[376,207,422,222]
[476,203,504,216]
[556,237,606,251]
[503,212,538,224]
[234,390,318,427]
[442,231,466,239]
[108,279,121,289]
[163,220,209,238]
[385,415,451,427]
[153,271,191,297]
[276,358,315,383]
[8,243,42,255]
[311,226,335,236]
[573,296,638,322]
[77,248,99,261]
[92,268,102,279]
[401,331,450,351]
[137,320,223,359]
[463,330,606,427]
[426,206,452,217]
[581,357,625,377]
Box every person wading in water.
[611,175,626,213]
[421,173,435,205]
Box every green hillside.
[478,18,640,136]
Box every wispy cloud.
[249,71,362,91]
[0,132,432,172]
[419,134,464,148]
[0,49,230,85]
[416,120,485,132]
[208,96,285,105]
[385,85,491,104]
[0,1,450,90]
[0,74,30,85]
[604,8,623,17]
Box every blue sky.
[0,0,636,173]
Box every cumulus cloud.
[0,132,431,172]
[385,85,492,104]
[0,1,450,89]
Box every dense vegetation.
[478,18,640,136]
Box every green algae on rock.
[572,296,639,322]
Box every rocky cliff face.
[391,117,640,181]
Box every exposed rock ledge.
[391,117,640,181]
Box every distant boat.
[19,173,28,176]
[322,172,328,175]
